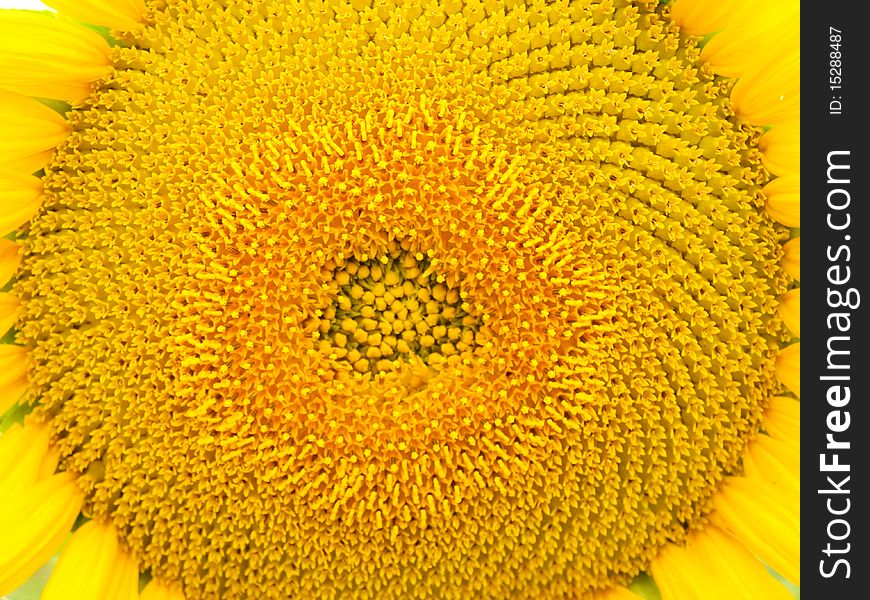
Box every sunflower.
[0,0,799,598]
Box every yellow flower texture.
[0,1,799,599]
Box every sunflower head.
[0,0,799,598]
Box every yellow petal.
[0,10,111,102]
[670,0,745,36]
[594,585,641,600]
[0,471,83,595]
[104,545,140,600]
[0,238,22,288]
[764,175,800,228]
[782,237,800,281]
[0,422,49,492]
[3,150,56,175]
[0,168,43,236]
[764,396,800,447]
[713,477,800,586]
[0,89,69,174]
[0,344,28,415]
[760,121,800,177]
[700,3,798,79]
[780,288,799,338]
[651,525,793,600]
[0,293,21,337]
[38,446,61,481]
[775,342,800,398]
[43,0,147,31]
[141,578,186,600]
[743,433,799,496]
[41,520,138,600]
[650,541,706,600]
[731,48,800,126]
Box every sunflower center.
[13,0,790,598]
[318,249,479,375]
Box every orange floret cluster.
[12,0,789,598]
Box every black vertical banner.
[803,1,869,596]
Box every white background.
[0,1,51,9]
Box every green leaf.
[629,573,662,600]
[3,555,57,600]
